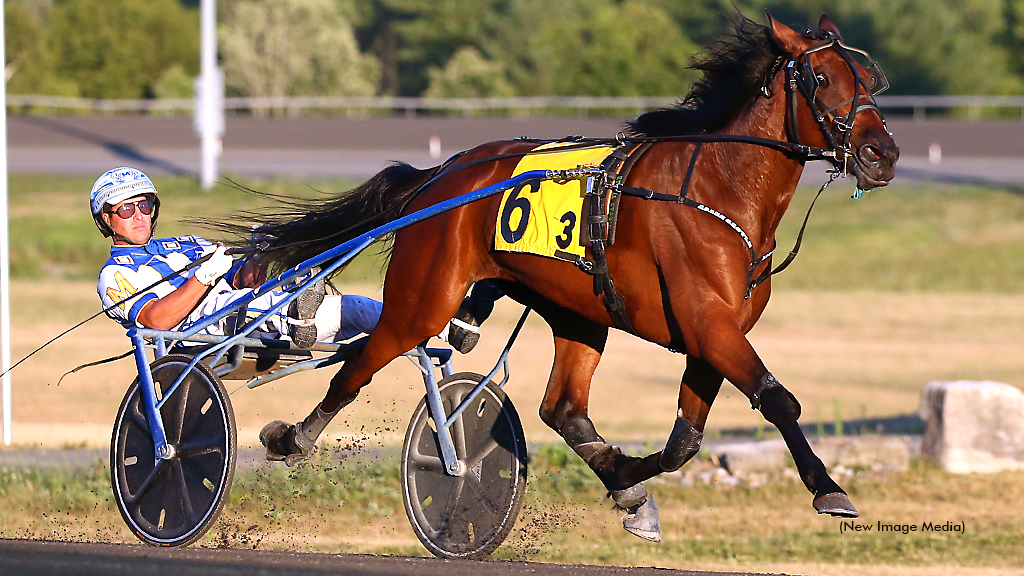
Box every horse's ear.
[765,10,805,54]
[817,14,843,40]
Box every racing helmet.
[89,167,161,238]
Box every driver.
[92,166,379,348]
[91,166,481,463]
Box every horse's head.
[767,12,899,190]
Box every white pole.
[198,0,223,190]
[0,4,12,446]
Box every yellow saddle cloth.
[494,142,614,260]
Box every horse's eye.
[815,74,830,87]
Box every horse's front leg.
[694,310,858,517]
[533,307,664,541]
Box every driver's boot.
[446,281,503,354]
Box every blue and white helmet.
[90,167,161,238]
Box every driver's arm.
[135,244,235,330]
[135,277,210,330]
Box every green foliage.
[1001,0,1024,78]
[153,64,194,100]
[7,0,1024,100]
[229,449,404,521]
[832,397,844,436]
[527,444,603,501]
[0,462,111,515]
[219,0,380,112]
[347,0,1024,98]
[47,0,199,99]
[500,0,700,97]
[424,46,514,98]
[4,1,65,95]
[348,0,512,96]
[6,455,1024,567]
[771,182,1024,292]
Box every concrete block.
[919,380,1024,473]
[715,439,789,475]
[810,436,911,470]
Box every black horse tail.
[203,162,440,275]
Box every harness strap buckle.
[834,117,853,132]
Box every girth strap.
[575,141,652,334]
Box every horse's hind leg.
[660,357,723,473]
[532,306,662,542]
[262,248,473,465]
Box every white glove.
[194,244,233,286]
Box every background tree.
[4,1,59,94]
[219,0,381,115]
[348,0,508,96]
[424,46,514,98]
[47,0,199,99]
[1000,0,1024,79]
[497,0,698,97]
[4,0,1024,102]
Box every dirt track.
[0,539,775,576]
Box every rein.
[0,246,258,381]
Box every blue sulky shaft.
[132,167,599,461]
[283,168,562,275]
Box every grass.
[9,174,1024,292]
[0,445,1022,571]
[772,182,1024,292]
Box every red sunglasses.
[108,199,154,219]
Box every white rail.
[6,94,1024,119]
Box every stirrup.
[288,267,325,349]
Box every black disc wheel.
[111,353,236,547]
[402,372,528,559]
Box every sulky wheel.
[110,353,236,547]
[402,372,528,559]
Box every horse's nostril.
[859,145,882,167]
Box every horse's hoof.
[260,420,312,466]
[622,495,662,543]
[813,492,859,518]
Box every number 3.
[555,211,576,249]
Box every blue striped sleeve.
[127,293,160,326]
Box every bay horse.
[252,13,898,540]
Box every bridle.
[765,33,890,177]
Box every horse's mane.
[625,17,786,137]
